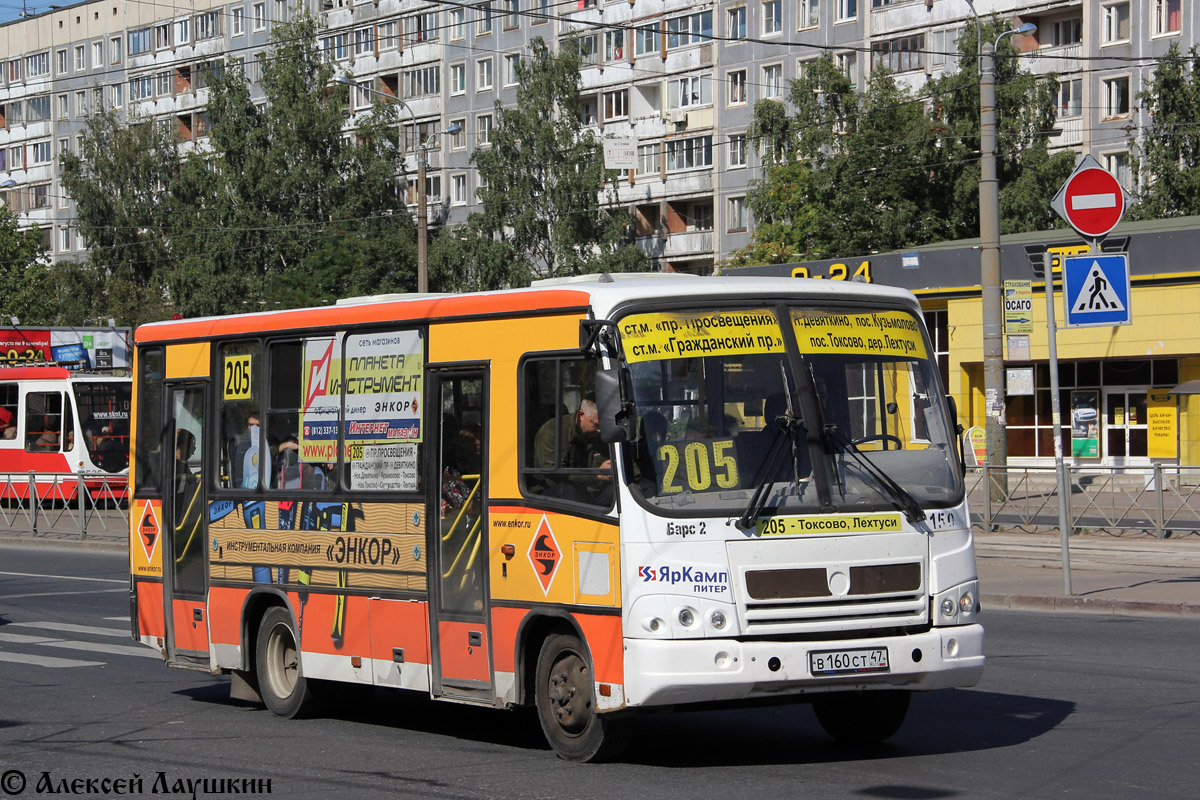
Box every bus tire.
[534,632,629,762]
[256,606,319,719]
[812,690,910,745]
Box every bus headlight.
[709,610,727,630]
[934,580,979,626]
[678,608,696,628]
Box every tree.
[1132,44,1200,219]
[468,37,646,283]
[0,206,54,324]
[61,12,414,322]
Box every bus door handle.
[468,631,483,647]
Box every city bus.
[128,275,983,761]
[0,365,131,499]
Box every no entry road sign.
[1051,155,1126,240]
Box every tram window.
[24,391,64,452]
[135,347,165,494]
[217,340,262,490]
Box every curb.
[0,535,125,554]
[983,592,1200,619]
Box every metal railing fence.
[1,471,130,540]
[967,464,1200,538]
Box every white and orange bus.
[1,365,131,499]
[129,275,983,761]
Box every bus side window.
[217,340,262,490]
[135,348,165,495]
[24,391,64,453]
[267,338,334,492]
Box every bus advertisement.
[128,276,983,761]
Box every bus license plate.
[809,647,890,676]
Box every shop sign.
[1147,393,1178,459]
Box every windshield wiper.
[823,424,926,525]
[734,413,800,532]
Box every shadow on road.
[175,680,1072,766]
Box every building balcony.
[1027,44,1082,76]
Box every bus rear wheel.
[812,690,910,745]
[534,632,629,762]
[256,606,319,719]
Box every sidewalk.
[3,522,1199,619]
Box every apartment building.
[0,0,1192,269]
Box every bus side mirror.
[595,367,633,444]
[947,395,966,476]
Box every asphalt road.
[1,546,1197,800]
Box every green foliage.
[61,12,412,322]
[0,205,55,324]
[733,25,1073,266]
[467,37,646,283]
[1132,44,1200,219]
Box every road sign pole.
[1044,252,1073,595]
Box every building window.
[253,3,266,31]
[128,28,152,56]
[929,28,961,69]
[156,71,173,97]
[91,41,103,69]
[668,74,713,109]
[605,30,625,62]
[762,0,782,35]
[566,33,600,66]
[665,135,713,172]
[533,0,550,25]
[195,11,221,41]
[1103,76,1130,117]
[477,2,494,35]
[1050,17,1082,46]
[477,113,493,147]
[666,12,713,49]
[130,75,154,101]
[1056,78,1082,118]
[636,143,660,176]
[1102,3,1130,44]
[1152,0,1181,35]
[75,91,87,117]
[450,119,467,150]
[603,89,628,121]
[154,23,171,50]
[74,45,85,72]
[451,63,466,95]
[476,58,493,91]
[727,7,746,40]
[31,140,53,165]
[110,83,124,108]
[404,12,440,45]
[799,0,819,29]
[505,53,521,86]
[379,21,399,50]
[321,34,347,62]
[871,34,925,73]
[110,36,122,64]
[452,173,468,205]
[403,66,440,99]
[836,0,857,23]
[231,7,245,37]
[353,28,374,56]
[1103,151,1131,188]
[728,196,747,231]
[728,69,747,105]
[450,8,466,39]
[762,64,782,99]
[55,49,67,76]
[837,51,857,88]
[56,94,69,120]
[504,0,519,29]
[59,226,71,253]
[175,18,191,44]
[634,24,659,56]
[728,133,747,168]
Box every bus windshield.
[619,306,961,516]
[73,381,132,473]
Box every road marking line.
[0,632,160,659]
[0,588,126,600]
[0,570,126,584]
[10,621,128,637]
[0,650,104,668]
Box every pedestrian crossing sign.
[1062,253,1131,328]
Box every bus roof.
[135,275,921,345]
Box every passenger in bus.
[0,407,16,439]
[533,397,612,503]
[232,410,261,489]
[31,416,60,451]
[631,410,668,496]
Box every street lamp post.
[332,76,459,294]
[965,5,1036,482]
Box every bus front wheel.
[256,606,318,719]
[812,690,910,744]
[534,632,629,762]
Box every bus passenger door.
[162,384,210,667]
[428,370,492,700]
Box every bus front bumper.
[621,624,984,708]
